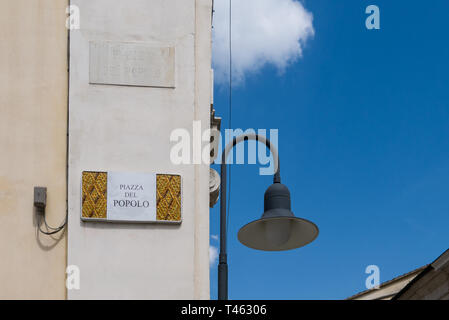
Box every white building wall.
[68,0,212,299]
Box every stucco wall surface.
[68,0,212,299]
[0,0,68,299]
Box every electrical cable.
[36,207,67,235]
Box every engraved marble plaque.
[89,41,175,88]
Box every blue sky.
[210,0,449,299]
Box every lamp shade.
[237,183,319,251]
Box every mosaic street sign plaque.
[81,171,182,223]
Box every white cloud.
[213,0,314,84]
[209,245,219,267]
[211,234,219,241]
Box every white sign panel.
[107,172,156,222]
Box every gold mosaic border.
[156,174,182,222]
[82,171,108,219]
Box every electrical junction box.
[34,186,47,209]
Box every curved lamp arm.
[218,133,280,300]
[221,133,280,183]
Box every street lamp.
[218,133,319,300]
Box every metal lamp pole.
[218,134,280,300]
